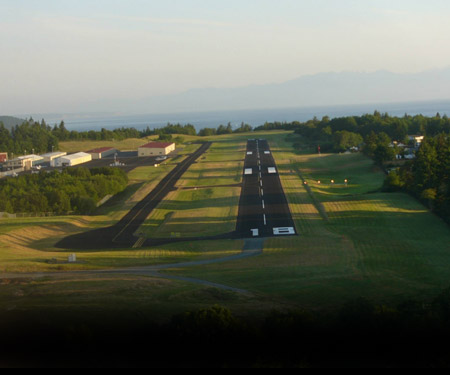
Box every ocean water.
[36,100,450,132]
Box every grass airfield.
[1,131,450,321]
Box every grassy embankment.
[166,131,450,311]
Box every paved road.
[236,139,297,239]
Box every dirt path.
[0,238,265,294]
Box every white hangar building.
[53,152,92,167]
[138,142,175,157]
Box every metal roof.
[86,147,116,154]
[139,142,175,149]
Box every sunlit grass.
[140,137,246,238]
[3,130,450,313]
[140,187,241,238]
[167,131,450,310]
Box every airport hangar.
[138,142,176,157]
[86,147,118,160]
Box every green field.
[1,131,450,321]
[138,137,245,238]
[164,132,450,311]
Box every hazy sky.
[2,0,450,114]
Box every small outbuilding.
[0,152,8,163]
[87,147,117,160]
[138,142,175,157]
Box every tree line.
[0,120,256,157]
[2,112,449,156]
[385,133,450,224]
[0,119,200,157]
[293,111,449,156]
[0,119,59,156]
[0,167,128,214]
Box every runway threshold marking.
[273,227,296,235]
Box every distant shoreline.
[15,99,450,132]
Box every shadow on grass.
[154,196,240,211]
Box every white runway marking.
[273,227,296,235]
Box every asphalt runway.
[56,138,296,250]
[235,139,297,239]
[56,142,212,250]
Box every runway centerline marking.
[236,138,297,239]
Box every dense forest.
[0,167,128,214]
[0,119,59,156]
[385,134,450,223]
[291,111,450,153]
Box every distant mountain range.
[126,67,450,114]
[8,68,450,117]
[0,116,25,130]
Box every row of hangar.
[1,142,176,171]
